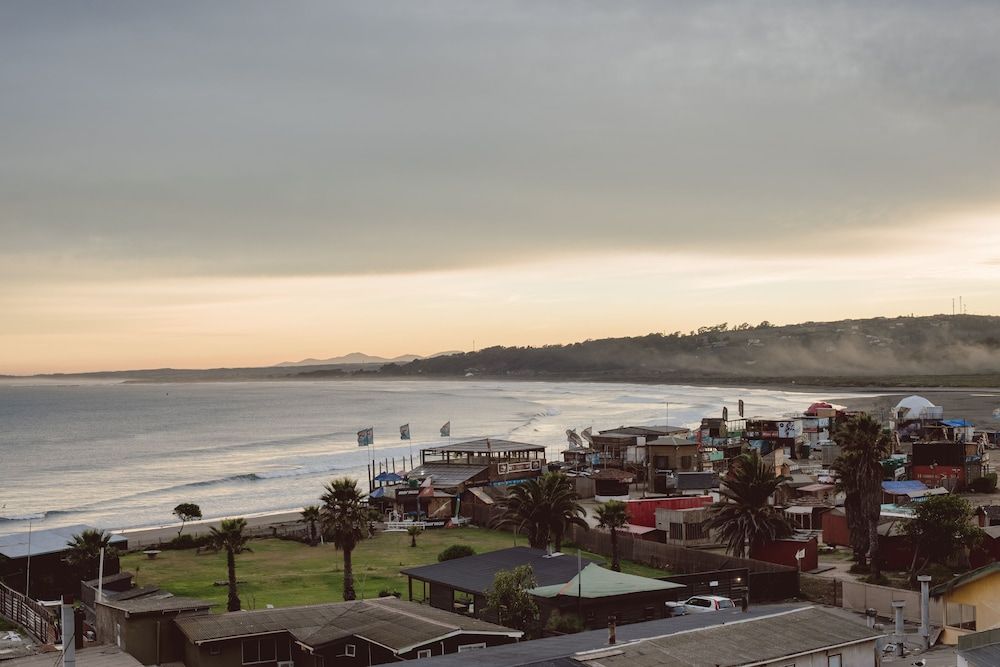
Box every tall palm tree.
[594,500,629,571]
[65,529,117,581]
[832,414,891,578]
[300,505,321,546]
[706,451,792,558]
[208,518,251,612]
[320,477,367,601]
[495,472,588,551]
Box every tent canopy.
[528,563,684,599]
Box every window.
[828,655,841,667]
[681,455,692,470]
[242,638,277,665]
[417,649,432,659]
[947,603,977,630]
[669,522,683,540]
[685,522,706,541]
[716,599,735,609]
[209,646,222,656]
[343,644,356,657]
[458,643,487,652]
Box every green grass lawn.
[121,527,668,610]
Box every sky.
[3,1,1000,374]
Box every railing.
[0,580,59,645]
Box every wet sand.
[831,389,1000,429]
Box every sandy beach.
[115,509,307,549]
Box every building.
[645,436,700,493]
[750,534,818,572]
[398,439,547,519]
[96,593,214,665]
[570,606,883,667]
[0,524,128,599]
[589,425,688,470]
[655,507,712,547]
[401,547,596,622]
[1,646,143,667]
[957,626,1000,667]
[931,561,1000,645]
[412,604,811,667]
[527,563,685,629]
[744,416,800,459]
[623,496,712,529]
[911,441,983,492]
[174,596,522,667]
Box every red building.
[624,496,713,528]
[911,441,983,492]
[750,535,818,571]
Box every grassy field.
[121,527,668,611]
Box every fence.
[0,580,59,644]
[566,525,799,602]
[799,573,842,607]
[841,580,942,625]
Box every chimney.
[891,600,905,657]
[61,595,76,667]
[918,575,932,649]
[607,615,616,645]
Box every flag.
[738,399,745,417]
[723,406,729,421]
[357,427,373,447]
[440,421,451,437]
[400,424,411,440]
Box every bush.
[377,588,401,598]
[438,544,476,562]
[544,611,584,635]
[161,533,210,550]
[970,474,998,494]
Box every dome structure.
[893,395,938,421]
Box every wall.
[759,641,879,667]
[940,572,1000,645]
[625,496,711,528]
[183,633,294,667]
[750,537,817,572]
[841,580,942,626]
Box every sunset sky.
[3,2,1000,374]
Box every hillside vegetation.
[375,315,1000,386]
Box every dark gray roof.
[0,524,127,559]
[424,439,546,454]
[175,598,520,651]
[403,463,488,488]
[414,604,809,667]
[98,593,213,615]
[401,547,596,595]
[961,644,1000,667]
[573,606,882,667]
[2,646,142,667]
[598,426,688,437]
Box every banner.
[399,423,411,440]
[440,421,451,437]
[738,399,744,417]
[357,427,374,447]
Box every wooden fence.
[566,525,799,602]
[0,580,59,644]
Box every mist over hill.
[376,315,1000,386]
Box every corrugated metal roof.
[424,439,545,454]
[99,594,214,615]
[0,524,128,559]
[403,463,489,488]
[174,598,519,650]
[882,480,928,494]
[960,643,1000,667]
[574,606,881,667]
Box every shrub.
[161,533,210,550]
[377,588,401,598]
[970,474,998,494]
[438,544,476,562]
[545,611,584,635]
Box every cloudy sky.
[3,1,1000,374]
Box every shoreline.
[115,508,308,549]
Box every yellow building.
[932,562,1000,645]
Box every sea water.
[0,379,849,531]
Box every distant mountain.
[275,351,462,367]
[376,315,1000,386]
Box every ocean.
[0,379,850,532]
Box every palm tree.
[65,529,117,581]
[208,518,251,612]
[300,505,321,546]
[706,451,792,558]
[832,414,891,578]
[320,477,367,601]
[495,472,588,551]
[406,524,422,548]
[594,500,629,571]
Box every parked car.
[666,595,736,615]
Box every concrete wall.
[841,580,942,626]
[760,641,879,666]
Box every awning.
[797,484,834,493]
[467,487,496,505]
[909,487,949,499]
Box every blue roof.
[882,480,927,494]
[368,487,387,498]
[374,472,403,483]
[942,419,974,427]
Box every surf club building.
[393,439,546,521]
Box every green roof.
[528,563,685,599]
[931,562,1000,597]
